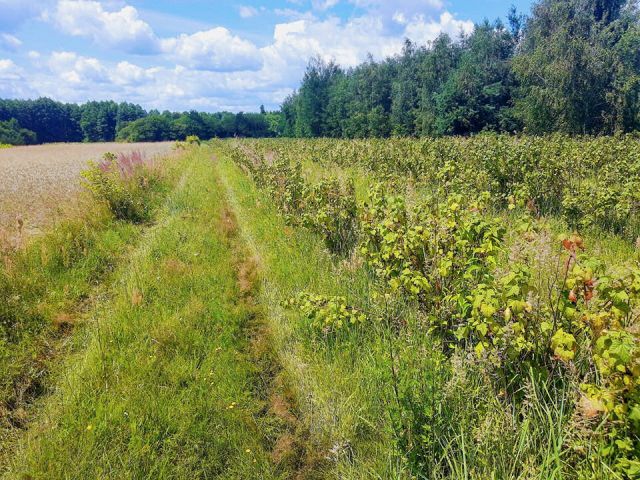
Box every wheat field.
[0,142,173,238]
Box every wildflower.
[86,424,93,431]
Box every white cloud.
[53,0,159,54]
[0,58,34,97]
[0,33,22,51]
[404,12,474,43]
[238,5,258,18]
[48,51,109,84]
[0,59,20,78]
[112,61,152,86]
[2,1,476,112]
[50,1,263,72]
[348,0,445,33]
[160,28,262,72]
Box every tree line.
[282,0,640,137]
[0,98,281,145]
[2,0,639,145]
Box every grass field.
[1,138,639,479]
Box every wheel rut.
[213,154,324,479]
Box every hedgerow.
[229,137,640,478]
[243,134,640,241]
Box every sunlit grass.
[4,148,282,479]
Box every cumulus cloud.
[160,28,262,72]
[3,0,477,111]
[49,1,262,71]
[0,58,34,97]
[112,61,153,86]
[404,12,474,43]
[348,0,446,33]
[53,0,160,54]
[48,51,109,84]
[259,9,468,75]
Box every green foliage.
[302,178,359,256]
[285,292,367,334]
[174,135,202,150]
[230,143,359,256]
[360,185,640,475]
[218,139,640,478]
[253,134,640,240]
[82,152,167,223]
[233,136,640,477]
[282,0,639,138]
[185,135,200,145]
[1,98,281,145]
[513,0,638,134]
[0,118,36,145]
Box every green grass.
[0,154,180,466]
[3,139,635,480]
[214,140,631,479]
[0,203,140,456]
[213,146,409,478]
[4,148,283,479]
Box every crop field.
[0,142,174,238]
[0,137,639,479]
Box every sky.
[0,0,534,113]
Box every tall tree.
[434,21,519,135]
[295,57,343,137]
[413,35,460,136]
[513,0,635,134]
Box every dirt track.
[0,142,173,235]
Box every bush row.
[230,139,640,478]
[244,134,640,241]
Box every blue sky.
[0,0,534,112]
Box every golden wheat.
[0,142,174,240]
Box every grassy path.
[6,140,633,479]
[4,149,284,479]
[4,144,412,479]
[212,146,403,479]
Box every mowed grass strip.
[5,148,281,479]
[213,147,403,479]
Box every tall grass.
[0,150,176,469]
[215,150,404,478]
[4,148,285,479]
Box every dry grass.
[0,142,174,241]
